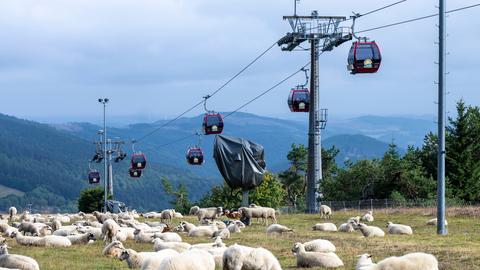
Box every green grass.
[5,209,480,269]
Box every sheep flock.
[0,204,458,269]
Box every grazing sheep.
[119,249,159,269]
[224,210,241,219]
[319,205,332,219]
[356,252,438,270]
[101,219,119,244]
[312,223,337,232]
[189,206,200,216]
[102,240,125,258]
[426,218,448,226]
[266,224,293,234]
[18,222,39,236]
[303,239,336,253]
[292,242,343,268]
[66,232,96,245]
[223,244,282,270]
[0,243,39,270]
[140,249,179,270]
[361,211,374,222]
[153,238,191,253]
[161,209,175,224]
[239,206,277,226]
[356,223,385,237]
[212,228,230,239]
[387,222,413,235]
[8,207,17,223]
[196,207,223,221]
[159,249,215,270]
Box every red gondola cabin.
[131,153,147,170]
[186,147,204,165]
[288,88,310,112]
[88,170,100,184]
[347,41,381,74]
[203,113,224,135]
[129,167,142,178]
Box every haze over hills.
[0,112,434,211]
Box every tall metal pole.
[437,0,447,235]
[101,99,108,213]
[306,38,320,213]
[108,140,113,198]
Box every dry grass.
[4,208,480,269]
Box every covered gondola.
[347,41,381,74]
[129,167,142,178]
[288,88,310,112]
[88,170,100,184]
[203,113,224,135]
[131,153,147,170]
[186,147,204,165]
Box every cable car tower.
[278,0,352,213]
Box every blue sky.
[0,0,478,123]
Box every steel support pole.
[306,38,320,213]
[108,154,113,198]
[437,0,447,235]
[103,103,108,213]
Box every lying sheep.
[356,252,438,270]
[196,207,223,221]
[224,210,241,219]
[303,239,336,253]
[140,249,179,270]
[115,227,135,242]
[426,218,448,226]
[361,211,374,222]
[153,238,191,253]
[319,205,332,219]
[387,222,413,235]
[153,232,182,243]
[188,225,218,238]
[102,240,125,258]
[223,244,282,270]
[0,243,39,270]
[212,228,230,239]
[312,223,337,232]
[348,216,361,225]
[191,236,225,250]
[356,223,385,237]
[292,242,343,268]
[134,229,156,243]
[13,232,72,247]
[266,224,293,234]
[173,212,183,218]
[160,249,215,270]
[102,219,119,243]
[227,223,241,233]
[66,232,96,245]
[119,249,159,269]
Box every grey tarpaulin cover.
[213,135,267,190]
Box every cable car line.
[135,41,278,143]
[356,3,480,34]
[353,0,407,19]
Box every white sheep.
[161,209,175,224]
[356,252,438,270]
[191,236,226,250]
[152,232,182,242]
[266,224,293,234]
[18,222,39,236]
[387,222,413,235]
[102,219,119,244]
[223,244,282,270]
[312,223,337,232]
[159,249,215,270]
[66,232,96,245]
[292,242,343,268]
[119,248,159,269]
[319,205,332,219]
[426,218,448,226]
[212,228,230,239]
[227,223,241,233]
[8,207,17,223]
[189,206,200,216]
[153,238,191,253]
[133,229,156,243]
[187,225,218,238]
[140,249,179,270]
[348,216,361,225]
[207,247,227,269]
[40,235,72,247]
[102,240,125,258]
[356,223,385,237]
[361,211,374,222]
[196,207,223,221]
[303,239,336,253]
[239,206,277,226]
[0,243,39,270]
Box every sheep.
[12,232,42,247]
[312,223,337,232]
[319,205,332,219]
[356,252,439,270]
[223,244,282,270]
[18,222,39,236]
[356,223,385,237]
[207,247,226,269]
[115,227,135,242]
[362,211,374,222]
[0,243,39,270]
[179,221,197,232]
[119,248,159,269]
[224,210,241,219]
[187,225,218,238]
[191,236,226,250]
[189,206,200,216]
[101,219,119,243]
[152,232,182,242]
[153,238,191,253]
[66,232,96,245]
[134,229,156,243]
[387,222,413,235]
[102,240,125,258]
[338,222,354,233]
[303,239,336,253]
[212,228,230,239]
[161,209,175,224]
[159,249,215,270]
[140,249,179,270]
[426,218,448,226]
[19,211,31,223]
[227,223,241,233]
[8,207,17,223]
[292,242,343,268]
[196,207,223,221]
[239,206,277,226]
[348,216,361,225]
[40,235,72,247]
[173,212,183,218]
[266,224,293,234]
[93,211,118,224]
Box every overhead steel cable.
[356,3,480,34]
[135,41,278,143]
[354,0,407,19]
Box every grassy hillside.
[3,209,479,269]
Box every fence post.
[385,199,388,214]
[370,199,373,212]
[343,201,346,212]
